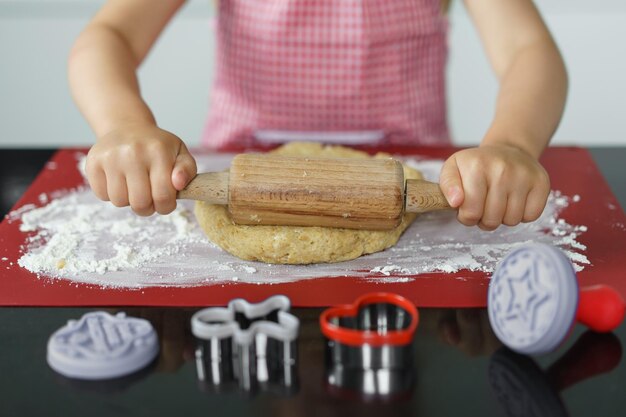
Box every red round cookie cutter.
[320,292,419,347]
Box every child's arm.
[440,0,567,230]
[69,0,195,216]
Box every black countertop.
[1,147,625,417]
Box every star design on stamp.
[503,259,551,332]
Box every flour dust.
[10,153,590,288]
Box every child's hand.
[85,124,197,216]
[439,144,550,230]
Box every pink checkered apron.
[202,0,450,150]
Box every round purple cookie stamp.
[47,311,159,380]
[488,243,578,355]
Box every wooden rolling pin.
[177,154,451,230]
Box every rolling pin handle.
[404,179,451,213]
[177,172,230,204]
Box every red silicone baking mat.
[0,146,624,307]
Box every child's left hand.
[439,144,550,231]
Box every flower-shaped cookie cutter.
[191,295,299,392]
[320,293,419,399]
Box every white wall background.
[1,0,625,148]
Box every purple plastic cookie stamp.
[489,243,626,356]
[488,243,579,355]
[47,311,159,380]
[191,295,299,393]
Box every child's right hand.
[85,123,197,216]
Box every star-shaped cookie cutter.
[191,295,299,392]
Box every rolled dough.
[194,142,422,264]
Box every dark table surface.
[1,147,625,417]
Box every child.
[69,0,567,231]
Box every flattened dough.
[194,142,422,264]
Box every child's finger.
[503,191,528,226]
[478,187,507,231]
[171,143,197,191]
[457,173,487,227]
[106,173,129,207]
[523,184,550,222]
[150,163,177,215]
[127,170,155,216]
[86,163,109,202]
[439,157,464,208]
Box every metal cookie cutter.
[320,293,419,400]
[191,295,299,394]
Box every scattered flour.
[10,154,591,288]
[370,265,411,276]
[6,204,37,222]
[17,189,208,276]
